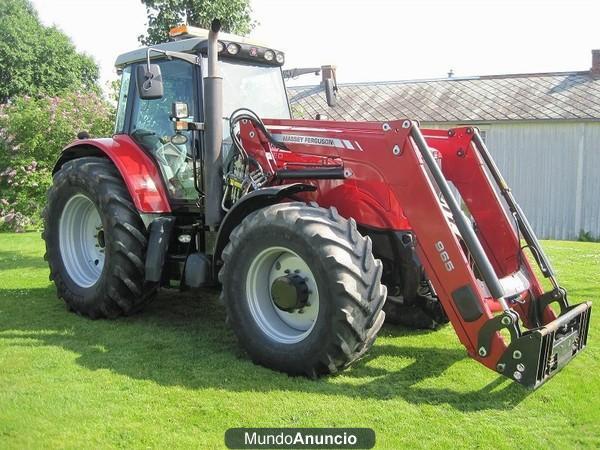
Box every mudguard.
[54,135,171,213]
[212,183,316,274]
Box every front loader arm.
[424,127,553,327]
[390,122,590,388]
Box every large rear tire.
[219,203,386,377]
[43,157,156,319]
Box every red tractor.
[43,20,590,387]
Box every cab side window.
[114,66,131,134]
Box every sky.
[30,0,600,89]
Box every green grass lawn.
[0,233,598,449]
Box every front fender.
[54,135,171,213]
[212,183,316,275]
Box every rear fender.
[212,183,316,277]
[54,135,171,213]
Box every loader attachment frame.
[408,125,591,388]
[238,118,591,388]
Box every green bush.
[578,229,600,243]
[0,92,114,231]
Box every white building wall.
[581,123,600,240]
[421,121,600,240]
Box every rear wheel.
[43,157,156,318]
[220,203,386,377]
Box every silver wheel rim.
[246,246,320,344]
[59,194,105,288]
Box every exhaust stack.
[203,19,223,228]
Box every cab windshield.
[208,58,291,120]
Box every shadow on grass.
[0,286,530,412]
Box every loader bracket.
[537,287,569,318]
[477,310,522,358]
[496,302,591,389]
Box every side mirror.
[136,64,163,100]
[324,78,337,107]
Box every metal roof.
[287,71,600,122]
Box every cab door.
[128,58,202,202]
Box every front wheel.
[219,203,386,377]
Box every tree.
[138,0,254,46]
[0,0,99,103]
[0,92,114,231]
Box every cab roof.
[115,27,284,68]
[115,38,207,68]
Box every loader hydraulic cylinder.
[410,126,507,307]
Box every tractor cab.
[113,25,290,202]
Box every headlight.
[275,53,284,64]
[226,43,240,55]
[264,50,274,61]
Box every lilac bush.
[0,92,114,231]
